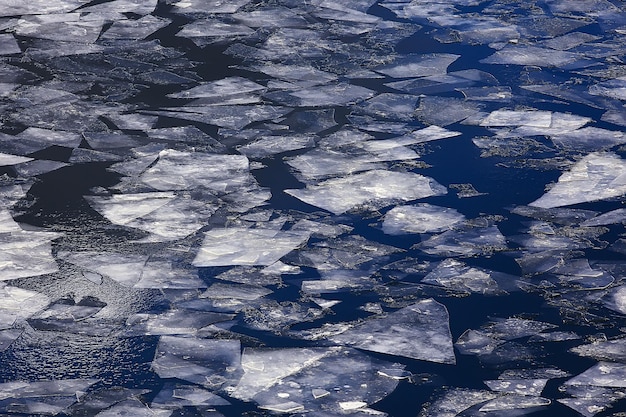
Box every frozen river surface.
[0,0,626,416]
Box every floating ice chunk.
[100,15,170,40]
[455,329,504,355]
[16,127,83,153]
[582,208,626,226]
[301,270,378,294]
[415,96,482,126]
[382,204,465,235]
[484,318,557,340]
[286,149,384,182]
[0,153,33,166]
[449,183,487,198]
[193,227,310,267]
[230,346,403,413]
[177,18,255,41]
[152,336,242,389]
[481,46,583,67]
[529,152,626,209]
[236,135,316,159]
[354,93,419,121]
[566,362,626,388]
[479,395,551,411]
[360,127,460,154]
[484,379,548,396]
[15,17,104,43]
[126,309,234,336]
[314,2,381,23]
[170,0,250,14]
[94,399,172,417]
[285,170,447,215]
[168,76,265,99]
[549,127,626,151]
[146,105,290,130]
[422,259,508,295]
[375,53,460,78]
[104,113,158,130]
[570,336,626,362]
[416,223,507,257]
[0,34,21,55]
[80,0,157,14]
[557,386,626,417]
[331,298,455,364]
[85,192,175,225]
[201,282,272,300]
[70,148,124,163]
[232,7,308,28]
[546,0,618,14]
[140,149,251,192]
[0,378,98,400]
[480,110,553,128]
[542,32,601,51]
[152,383,229,408]
[14,160,68,177]
[0,283,49,328]
[0,210,61,281]
[267,83,375,107]
[256,64,338,86]
[421,389,498,417]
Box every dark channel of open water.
[0,1,625,416]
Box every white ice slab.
[285,170,447,215]
[331,298,456,364]
[192,227,310,267]
[382,203,465,235]
[529,152,626,208]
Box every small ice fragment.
[484,379,548,396]
[339,401,367,410]
[312,388,330,399]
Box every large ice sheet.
[331,298,456,363]
[529,152,626,208]
[285,170,447,214]
[193,227,310,267]
[565,362,626,388]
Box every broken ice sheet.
[375,53,460,78]
[99,15,170,41]
[0,283,49,329]
[557,386,626,417]
[529,152,626,209]
[481,45,585,67]
[0,34,21,55]
[421,258,513,295]
[236,134,316,159]
[265,83,375,107]
[152,336,242,389]
[415,96,482,126]
[301,269,380,295]
[382,203,466,235]
[192,227,310,267]
[420,389,498,417]
[549,127,626,151]
[565,362,626,388]
[285,169,447,215]
[230,346,403,414]
[479,394,551,412]
[570,335,626,362]
[125,309,234,336]
[0,209,61,281]
[416,222,507,257]
[330,298,456,364]
[151,382,229,409]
